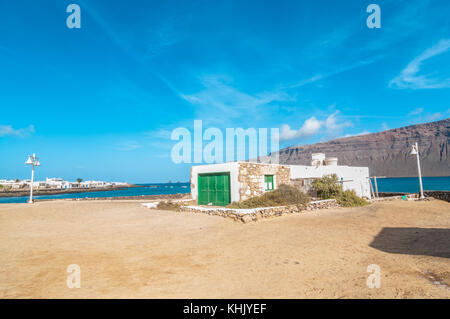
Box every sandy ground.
[0,199,449,298]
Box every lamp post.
[409,143,424,199]
[25,154,40,203]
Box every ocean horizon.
[0,177,449,204]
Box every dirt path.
[0,199,449,298]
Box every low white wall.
[290,165,371,199]
[191,162,241,202]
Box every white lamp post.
[409,143,424,199]
[25,153,40,203]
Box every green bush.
[312,174,369,207]
[312,174,342,199]
[337,190,369,207]
[228,184,310,209]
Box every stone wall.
[424,191,450,202]
[378,191,449,202]
[180,199,340,223]
[237,162,291,201]
[369,194,418,202]
[167,193,436,223]
[377,192,410,197]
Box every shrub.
[312,174,369,207]
[312,174,342,199]
[337,190,369,207]
[228,184,310,208]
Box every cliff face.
[276,118,450,177]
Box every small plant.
[337,190,369,207]
[312,174,342,199]
[228,184,310,208]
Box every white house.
[190,154,371,206]
[45,177,68,189]
[0,179,15,186]
[80,181,112,188]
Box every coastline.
[0,184,141,198]
[34,192,190,202]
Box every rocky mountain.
[275,118,450,177]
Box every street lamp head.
[35,160,40,166]
[25,156,33,165]
[409,145,418,156]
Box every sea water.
[371,176,450,193]
[0,183,191,204]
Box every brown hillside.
[276,118,449,177]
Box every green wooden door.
[198,173,231,206]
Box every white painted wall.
[191,162,241,202]
[290,165,371,199]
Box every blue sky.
[0,0,449,183]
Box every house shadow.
[369,228,450,258]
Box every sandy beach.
[0,199,449,298]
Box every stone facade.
[237,162,291,201]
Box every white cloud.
[280,117,321,141]
[283,55,385,90]
[426,112,443,122]
[144,129,172,139]
[405,108,450,125]
[390,39,450,89]
[0,125,35,137]
[181,75,292,125]
[115,141,141,151]
[408,108,424,116]
[323,111,352,135]
[280,111,352,142]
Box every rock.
[241,215,252,223]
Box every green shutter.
[198,173,231,206]
[264,175,274,191]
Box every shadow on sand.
[369,227,450,258]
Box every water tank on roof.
[324,157,338,166]
[311,153,325,166]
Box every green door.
[198,173,231,206]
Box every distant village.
[0,178,129,190]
